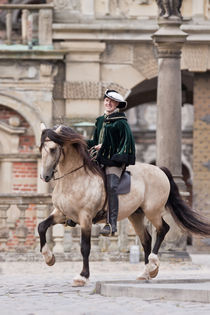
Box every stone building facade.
[0,0,209,260]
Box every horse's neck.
[58,144,83,174]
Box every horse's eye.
[50,148,56,154]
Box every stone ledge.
[96,278,210,303]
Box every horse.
[38,124,210,286]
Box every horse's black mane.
[40,126,103,177]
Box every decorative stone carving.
[9,116,21,127]
[133,45,158,79]
[105,0,130,17]
[0,62,38,80]
[182,45,208,72]
[54,0,79,10]
[64,81,100,99]
[40,63,58,82]
[64,81,129,99]
[40,64,53,77]
[156,0,183,19]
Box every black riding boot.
[100,174,120,237]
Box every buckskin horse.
[38,124,210,286]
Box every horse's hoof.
[72,275,88,287]
[149,266,159,278]
[136,276,149,281]
[46,254,56,266]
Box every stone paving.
[1,255,210,314]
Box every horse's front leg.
[38,208,66,266]
[73,213,92,287]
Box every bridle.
[42,140,84,181]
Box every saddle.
[117,171,131,195]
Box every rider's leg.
[100,166,123,236]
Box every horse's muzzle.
[40,173,53,182]
[44,175,51,182]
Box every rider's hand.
[94,144,102,151]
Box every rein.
[53,164,84,181]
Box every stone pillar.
[52,224,64,254]
[153,19,187,187]
[192,0,204,21]
[6,10,12,45]
[152,19,189,260]
[38,9,52,45]
[21,9,29,45]
[0,204,10,251]
[16,205,28,253]
[60,41,105,119]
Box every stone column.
[60,41,105,119]
[192,0,204,21]
[6,10,12,44]
[0,204,10,251]
[16,205,28,253]
[153,19,187,189]
[38,9,53,45]
[152,19,189,260]
[21,9,29,45]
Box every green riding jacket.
[87,112,135,167]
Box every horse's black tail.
[160,167,210,236]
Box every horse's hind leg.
[38,208,66,266]
[147,215,170,279]
[128,208,152,280]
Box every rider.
[87,89,135,236]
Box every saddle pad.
[117,171,131,195]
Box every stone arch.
[0,92,43,145]
[126,70,193,110]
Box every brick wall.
[0,104,38,251]
[12,162,37,192]
[193,73,210,252]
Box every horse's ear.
[41,122,47,131]
[55,125,62,133]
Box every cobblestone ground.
[1,258,210,315]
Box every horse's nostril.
[45,176,50,182]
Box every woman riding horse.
[87,89,135,236]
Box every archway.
[0,92,42,145]
[0,103,38,193]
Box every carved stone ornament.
[64,81,129,99]
[54,0,80,10]
[156,0,183,19]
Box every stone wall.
[193,72,210,251]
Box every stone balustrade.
[0,4,53,46]
[0,194,137,261]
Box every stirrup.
[100,223,112,237]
